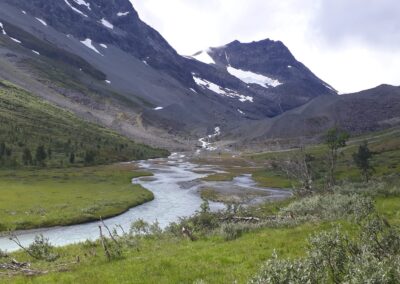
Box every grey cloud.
[313,0,400,48]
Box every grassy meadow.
[0,164,153,232]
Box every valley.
[0,0,399,283]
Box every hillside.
[230,84,400,148]
[0,80,168,168]
[0,0,335,147]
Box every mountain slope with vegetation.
[0,80,168,168]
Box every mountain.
[231,84,400,149]
[0,0,336,149]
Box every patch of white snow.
[81,39,103,55]
[32,50,40,55]
[117,12,130,16]
[22,10,27,15]
[154,107,163,111]
[105,80,111,84]
[227,66,282,88]
[193,75,253,103]
[73,0,91,10]
[237,109,245,115]
[64,0,88,17]
[99,44,108,49]
[10,37,21,43]
[100,18,114,30]
[0,22,6,35]
[35,18,47,26]
[142,60,148,65]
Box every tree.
[279,147,315,196]
[353,141,374,182]
[0,142,5,158]
[35,145,47,166]
[22,148,33,166]
[69,152,75,164]
[325,127,349,187]
[84,150,96,165]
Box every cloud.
[130,0,400,93]
[312,0,400,50]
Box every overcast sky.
[130,0,400,94]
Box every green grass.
[0,80,168,168]
[9,223,336,284]
[0,164,153,232]
[201,173,236,182]
[375,196,400,225]
[252,170,294,188]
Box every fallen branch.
[220,216,261,223]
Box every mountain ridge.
[0,0,398,150]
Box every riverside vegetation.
[0,126,399,283]
[0,80,168,231]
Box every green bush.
[250,217,400,283]
[280,193,374,222]
[27,235,59,262]
[220,223,246,241]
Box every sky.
[130,0,400,94]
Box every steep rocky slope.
[0,0,336,149]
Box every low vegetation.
[0,80,168,169]
[0,164,153,231]
[0,127,399,283]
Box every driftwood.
[0,259,77,277]
[220,216,261,223]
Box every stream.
[0,153,291,252]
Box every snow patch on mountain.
[192,50,215,64]
[100,18,114,30]
[154,107,163,110]
[73,0,91,10]
[32,50,40,55]
[227,66,282,88]
[105,80,111,84]
[35,18,47,26]
[10,37,21,43]
[64,0,88,17]
[21,10,27,15]
[117,12,130,17]
[237,109,245,115]
[0,22,6,35]
[99,44,108,49]
[193,75,253,103]
[80,39,103,55]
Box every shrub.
[280,193,374,222]
[220,223,246,241]
[251,217,400,283]
[27,234,59,262]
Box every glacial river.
[0,153,290,252]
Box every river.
[0,153,290,252]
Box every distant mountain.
[231,84,400,148]
[0,0,396,150]
[191,39,336,111]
